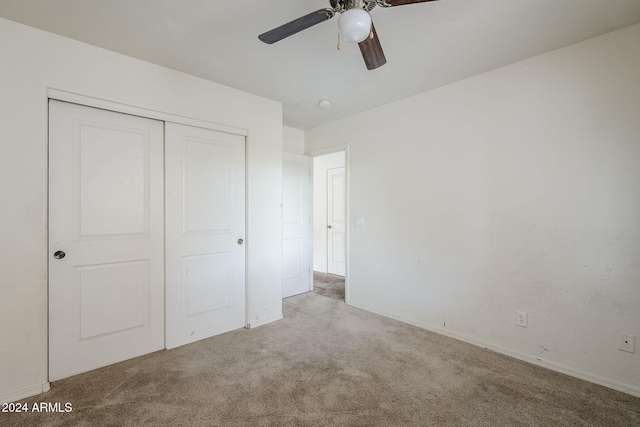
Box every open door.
[282,153,312,298]
[327,167,346,276]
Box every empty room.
[1,1,639,425]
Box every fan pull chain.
[337,33,341,50]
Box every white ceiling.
[1,0,640,129]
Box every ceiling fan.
[258,0,440,70]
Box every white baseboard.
[245,312,284,329]
[1,382,50,404]
[347,301,640,399]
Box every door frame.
[46,89,250,379]
[307,144,350,303]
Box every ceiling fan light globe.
[338,8,372,43]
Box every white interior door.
[327,167,346,276]
[282,153,311,298]
[165,123,246,349]
[49,100,165,381]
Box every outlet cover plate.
[516,311,528,328]
[619,333,635,353]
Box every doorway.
[311,150,347,302]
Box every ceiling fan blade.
[258,8,335,44]
[358,23,386,70]
[383,0,440,6]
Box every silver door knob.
[237,238,244,245]
[53,250,66,259]
[327,225,333,229]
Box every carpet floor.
[312,272,345,301]
[3,292,639,426]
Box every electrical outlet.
[619,333,635,353]
[516,311,528,328]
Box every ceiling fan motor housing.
[331,0,377,13]
[345,0,364,10]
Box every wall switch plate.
[516,311,528,328]
[355,217,364,227]
[619,333,635,353]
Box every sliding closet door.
[49,100,165,381]
[165,123,246,349]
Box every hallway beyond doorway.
[313,271,345,301]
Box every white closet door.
[48,100,165,381]
[282,153,312,298]
[165,123,246,349]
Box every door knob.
[237,238,244,245]
[53,250,66,259]
[327,225,333,229]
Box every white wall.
[306,24,640,396]
[312,152,346,273]
[283,126,305,154]
[0,18,283,403]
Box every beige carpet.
[312,271,345,301]
[3,292,639,426]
